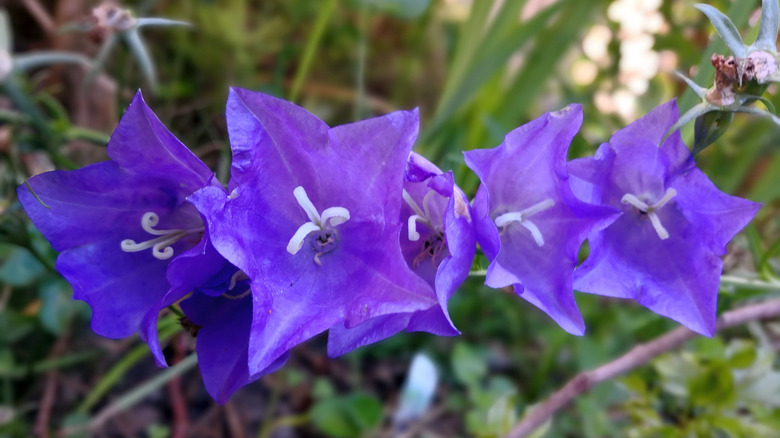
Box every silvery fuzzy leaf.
[695,4,748,58]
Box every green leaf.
[38,277,80,335]
[689,361,736,407]
[12,52,91,73]
[485,393,518,437]
[430,0,557,134]
[309,393,383,438]
[136,18,192,28]
[693,110,734,155]
[0,349,18,378]
[754,0,780,52]
[312,377,336,400]
[61,413,90,438]
[124,29,157,90]
[0,9,11,52]
[452,343,487,387]
[364,0,431,19]
[0,309,35,344]
[726,340,757,369]
[694,4,748,58]
[0,246,45,287]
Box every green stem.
[758,236,780,277]
[167,304,185,319]
[289,0,337,102]
[76,318,181,413]
[86,354,198,431]
[32,351,100,374]
[25,242,55,272]
[353,0,368,121]
[258,413,309,438]
[65,127,111,146]
[720,275,780,291]
[467,271,780,292]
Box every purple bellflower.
[190,88,438,376]
[464,105,618,335]
[327,152,476,357]
[568,100,760,336]
[18,92,218,341]
[17,92,270,402]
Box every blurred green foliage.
[0,0,779,437]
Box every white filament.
[407,214,425,241]
[621,188,677,240]
[402,189,441,242]
[286,186,350,255]
[494,199,555,247]
[120,212,204,260]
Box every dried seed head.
[92,2,136,33]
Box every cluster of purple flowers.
[18,88,759,402]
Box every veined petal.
[571,101,759,336]
[465,105,618,335]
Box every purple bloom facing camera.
[569,100,760,336]
[464,105,618,335]
[190,88,438,376]
[327,152,476,356]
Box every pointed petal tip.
[547,103,583,123]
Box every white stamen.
[120,212,204,260]
[647,212,670,240]
[520,220,546,247]
[421,191,435,220]
[493,198,555,247]
[321,207,350,227]
[286,186,350,259]
[293,186,321,224]
[620,194,650,211]
[621,188,677,240]
[520,199,555,217]
[228,270,249,290]
[402,189,426,218]
[407,214,425,241]
[652,188,677,209]
[287,222,321,255]
[222,288,251,300]
[494,212,524,228]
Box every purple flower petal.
[327,153,476,357]
[464,105,619,335]
[17,93,218,341]
[180,291,289,404]
[570,100,760,336]
[192,89,437,375]
[140,233,232,367]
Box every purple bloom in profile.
[174,242,289,403]
[17,92,268,402]
[18,92,218,341]
[569,100,760,336]
[190,88,437,375]
[464,105,618,335]
[327,152,476,356]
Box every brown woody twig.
[504,298,780,438]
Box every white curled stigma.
[494,198,555,247]
[120,212,204,260]
[403,189,438,242]
[621,188,677,240]
[286,186,350,265]
[222,270,251,300]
